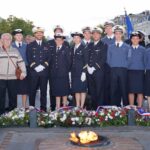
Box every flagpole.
[124,8,134,39]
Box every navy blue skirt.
[128,70,145,93]
[51,77,70,96]
[17,66,29,95]
[71,77,87,93]
[17,77,29,94]
[145,70,150,96]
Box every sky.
[0,0,149,37]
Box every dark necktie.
[117,43,119,47]
[74,47,77,54]
[19,43,21,48]
[38,41,41,46]
[86,42,89,46]
[57,47,60,52]
[109,38,112,40]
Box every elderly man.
[0,33,26,114]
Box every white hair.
[1,33,13,41]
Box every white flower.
[60,118,64,122]
[75,117,79,121]
[92,111,96,115]
[48,120,52,124]
[105,116,108,121]
[71,118,75,121]
[115,112,119,116]
[41,121,45,125]
[100,112,104,116]
[107,113,110,117]
[66,111,70,115]
[60,114,67,122]
[43,113,48,117]
[108,109,112,113]
[54,113,58,120]
[7,112,13,118]
[50,112,58,120]
[72,121,75,125]
[18,113,25,118]
[81,112,85,116]
[108,115,113,119]
[12,115,18,120]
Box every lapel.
[12,42,18,49]
[93,40,99,49]
[35,40,45,50]
[81,40,87,47]
[94,40,103,48]
[55,45,63,54]
[74,44,82,55]
[40,41,45,50]
[12,42,26,50]
[34,41,39,48]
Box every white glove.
[34,65,45,72]
[38,64,45,69]
[87,66,92,74]
[91,67,96,74]
[81,72,86,82]
[88,66,96,74]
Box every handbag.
[3,46,22,79]
[15,66,22,80]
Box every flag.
[125,10,134,38]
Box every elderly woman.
[0,33,26,115]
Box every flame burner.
[69,131,110,147]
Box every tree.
[0,15,34,36]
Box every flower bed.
[0,106,150,127]
[0,108,29,127]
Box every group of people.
[0,20,150,115]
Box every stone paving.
[38,135,143,150]
[0,127,150,150]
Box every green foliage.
[0,15,34,36]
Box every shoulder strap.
[3,46,17,69]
